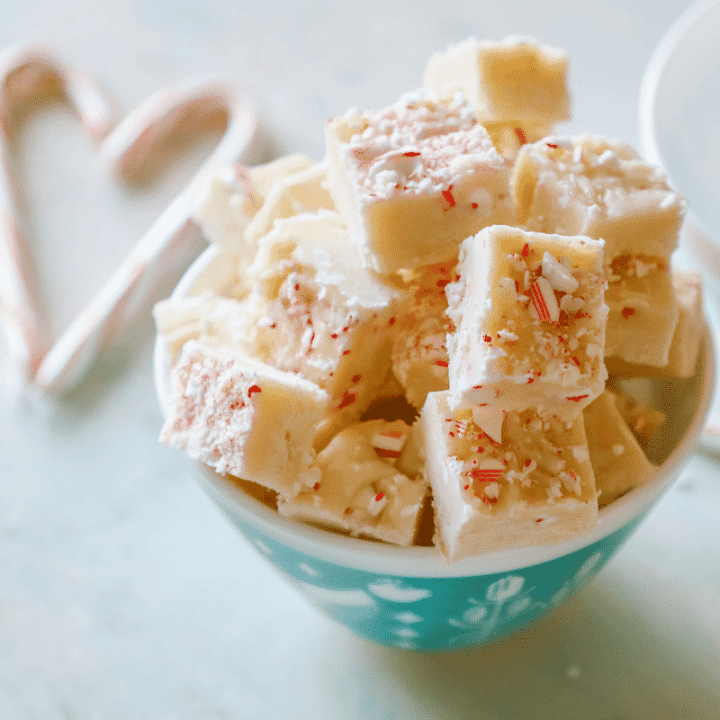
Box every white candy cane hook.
[0,44,115,379]
[29,75,258,393]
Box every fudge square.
[192,153,314,251]
[420,391,597,560]
[605,268,702,377]
[241,210,404,446]
[244,161,335,249]
[511,134,686,261]
[446,225,608,418]
[603,255,680,368]
[278,420,428,546]
[583,390,657,507]
[423,36,571,127]
[325,90,512,274]
[483,120,555,162]
[160,340,328,495]
[391,261,457,409]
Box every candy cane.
[0,44,115,379]
[31,74,258,393]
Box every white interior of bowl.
[154,245,716,578]
[638,0,720,243]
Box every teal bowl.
[155,246,715,651]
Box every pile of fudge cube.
[155,37,704,560]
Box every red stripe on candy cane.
[529,281,551,322]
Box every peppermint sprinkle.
[368,491,387,516]
[453,420,468,437]
[372,427,408,459]
[470,459,505,483]
[529,276,559,322]
[442,186,456,208]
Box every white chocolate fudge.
[512,135,686,260]
[605,269,703,377]
[278,420,428,546]
[391,261,457,409]
[191,154,315,296]
[244,162,335,249]
[153,291,276,360]
[604,255,679,368]
[325,90,512,273]
[192,153,314,248]
[161,340,328,495]
[153,292,242,358]
[423,36,571,126]
[483,120,554,161]
[446,225,608,419]
[242,210,403,445]
[250,154,317,196]
[421,391,597,559]
[583,391,657,507]
[609,388,665,449]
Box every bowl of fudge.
[153,36,715,651]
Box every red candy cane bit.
[570,356,581,366]
[529,281,550,322]
[529,278,559,323]
[453,420,468,437]
[247,384,261,397]
[372,428,407,459]
[483,334,492,343]
[514,126,527,145]
[521,243,530,257]
[313,482,320,491]
[470,467,503,482]
[621,306,635,318]
[342,349,351,355]
[388,316,395,325]
[338,391,356,409]
[441,185,455,208]
[375,492,384,502]
[351,374,361,383]
[434,360,448,367]
[402,151,421,157]
[546,142,558,149]
[375,448,402,459]
[567,394,589,402]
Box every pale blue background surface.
[0,1,719,718]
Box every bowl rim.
[638,0,720,171]
[154,244,716,578]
